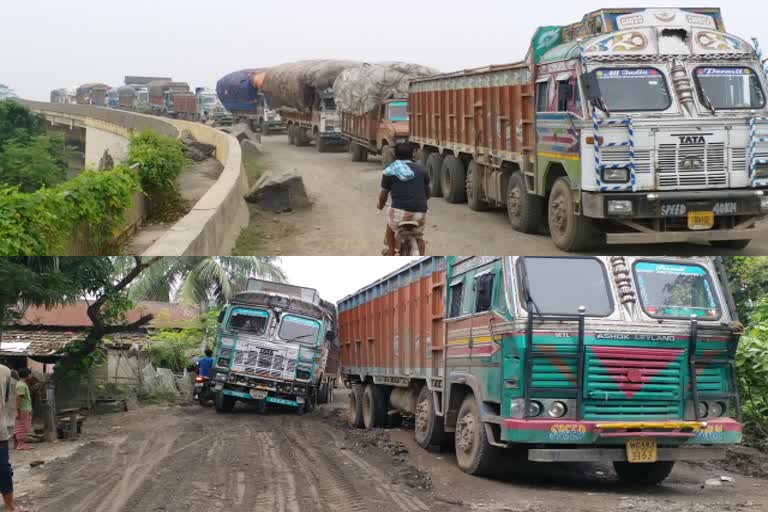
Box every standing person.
[376,143,431,256]
[0,364,29,511]
[12,370,32,452]
[197,348,214,379]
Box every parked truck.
[335,62,437,166]
[264,60,359,152]
[147,80,192,117]
[340,256,743,484]
[76,83,110,106]
[210,278,339,414]
[408,8,768,251]
[195,88,233,125]
[216,69,284,132]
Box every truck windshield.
[279,315,320,343]
[202,96,217,105]
[695,67,765,110]
[227,308,269,335]
[388,101,409,121]
[633,261,721,320]
[595,68,672,111]
[518,257,613,316]
[323,97,336,110]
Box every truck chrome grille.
[657,143,727,189]
[600,148,652,174]
[231,337,298,379]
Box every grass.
[242,144,268,187]
[232,205,266,255]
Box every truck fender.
[445,372,485,430]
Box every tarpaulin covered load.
[216,69,265,114]
[262,60,360,111]
[333,62,439,115]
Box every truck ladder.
[523,308,587,420]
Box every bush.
[0,167,140,255]
[128,131,188,218]
[736,299,768,450]
[147,329,202,374]
[0,134,68,192]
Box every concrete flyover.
[17,100,249,256]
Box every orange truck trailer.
[342,99,410,166]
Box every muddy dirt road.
[250,135,768,256]
[21,402,768,512]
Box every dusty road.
[18,400,768,512]
[250,135,768,256]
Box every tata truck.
[284,88,345,153]
[340,256,743,484]
[408,8,768,251]
[195,88,233,125]
[211,279,339,414]
[343,99,410,166]
[216,70,284,133]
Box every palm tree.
[124,257,285,306]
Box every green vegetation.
[0,167,140,255]
[147,309,221,373]
[241,144,268,186]
[0,85,15,101]
[0,100,71,192]
[128,130,188,219]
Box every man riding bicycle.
[377,143,431,256]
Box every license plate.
[215,384,223,391]
[688,211,715,231]
[250,389,268,400]
[626,439,658,463]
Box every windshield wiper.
[701,92,717,115]
[286,334,317,343]
[518,257,542,318]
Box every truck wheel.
[414,385,447,449]
[613,461,675,485]
[455,394,499,476]
[215,391,236,414]
[416,149,430,168]
[441,155,467,204]
[349,384,365,428]
[249,118,260,132]
[317,138,327,153]
[318,382,329,404]
[256,399,267,414]
[466,161,489,211]
[381,145,395,168]
[710,240,751,250]
[288,125,296,145]
[350,143,361,161]
[548,177,596,252]
[426,153,444,198]
[507,172,543,234]
[296,129,310,147]
[362,384,387,429]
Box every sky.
[280,256,419,303]
[1,0,762,101]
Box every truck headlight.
[709,401,726,418]
[760,195,768,211]
[214,373,227,382]
[697,401,709,418]
[601,168,630,183]
[607,200,633,215]
[546,401,568,418]
[527,401,543,417]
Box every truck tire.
[507,172,543,234]
[613,461,675,485]
[416,149,430,168]
[215,391,236,414]
[710,240,751,250]
[426,153,444,198]
[296,128,310,147]
[441,155,467,204]
[381,145,395,168]
[350,143,368,162]
[362,384,387,429]
[317,138,327,153]
[455,394,499,476]
[249,118,260,133]
[466,161,489,211]
[288,125,297,146]
[318,382,329,404]
[414,385,447,449]
[349,384,365,428]
[548,177,597,252]
[256,399,267,414]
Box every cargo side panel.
[339,258,447,383]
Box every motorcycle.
[194,375,214,406]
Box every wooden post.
[43,382,57,443]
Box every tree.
[0,85,16,101]
[722,256,768,321]
[0,100,45,147]
[125,256,286,306]
[0,135,68,191]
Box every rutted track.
[30,405,431,512]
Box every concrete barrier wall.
[144,119,249,256]
[17,101,248,256]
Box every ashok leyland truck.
[211,279,339,414]
[340,256,742,484]
[409,8,768,251]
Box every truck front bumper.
[265,121,286,131]
[581,189,768,244]
[528,446,726,462]
[319,132,347,144]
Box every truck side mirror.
[581,72,602,102]
[217,309,226,324]
[325,331,336,341]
